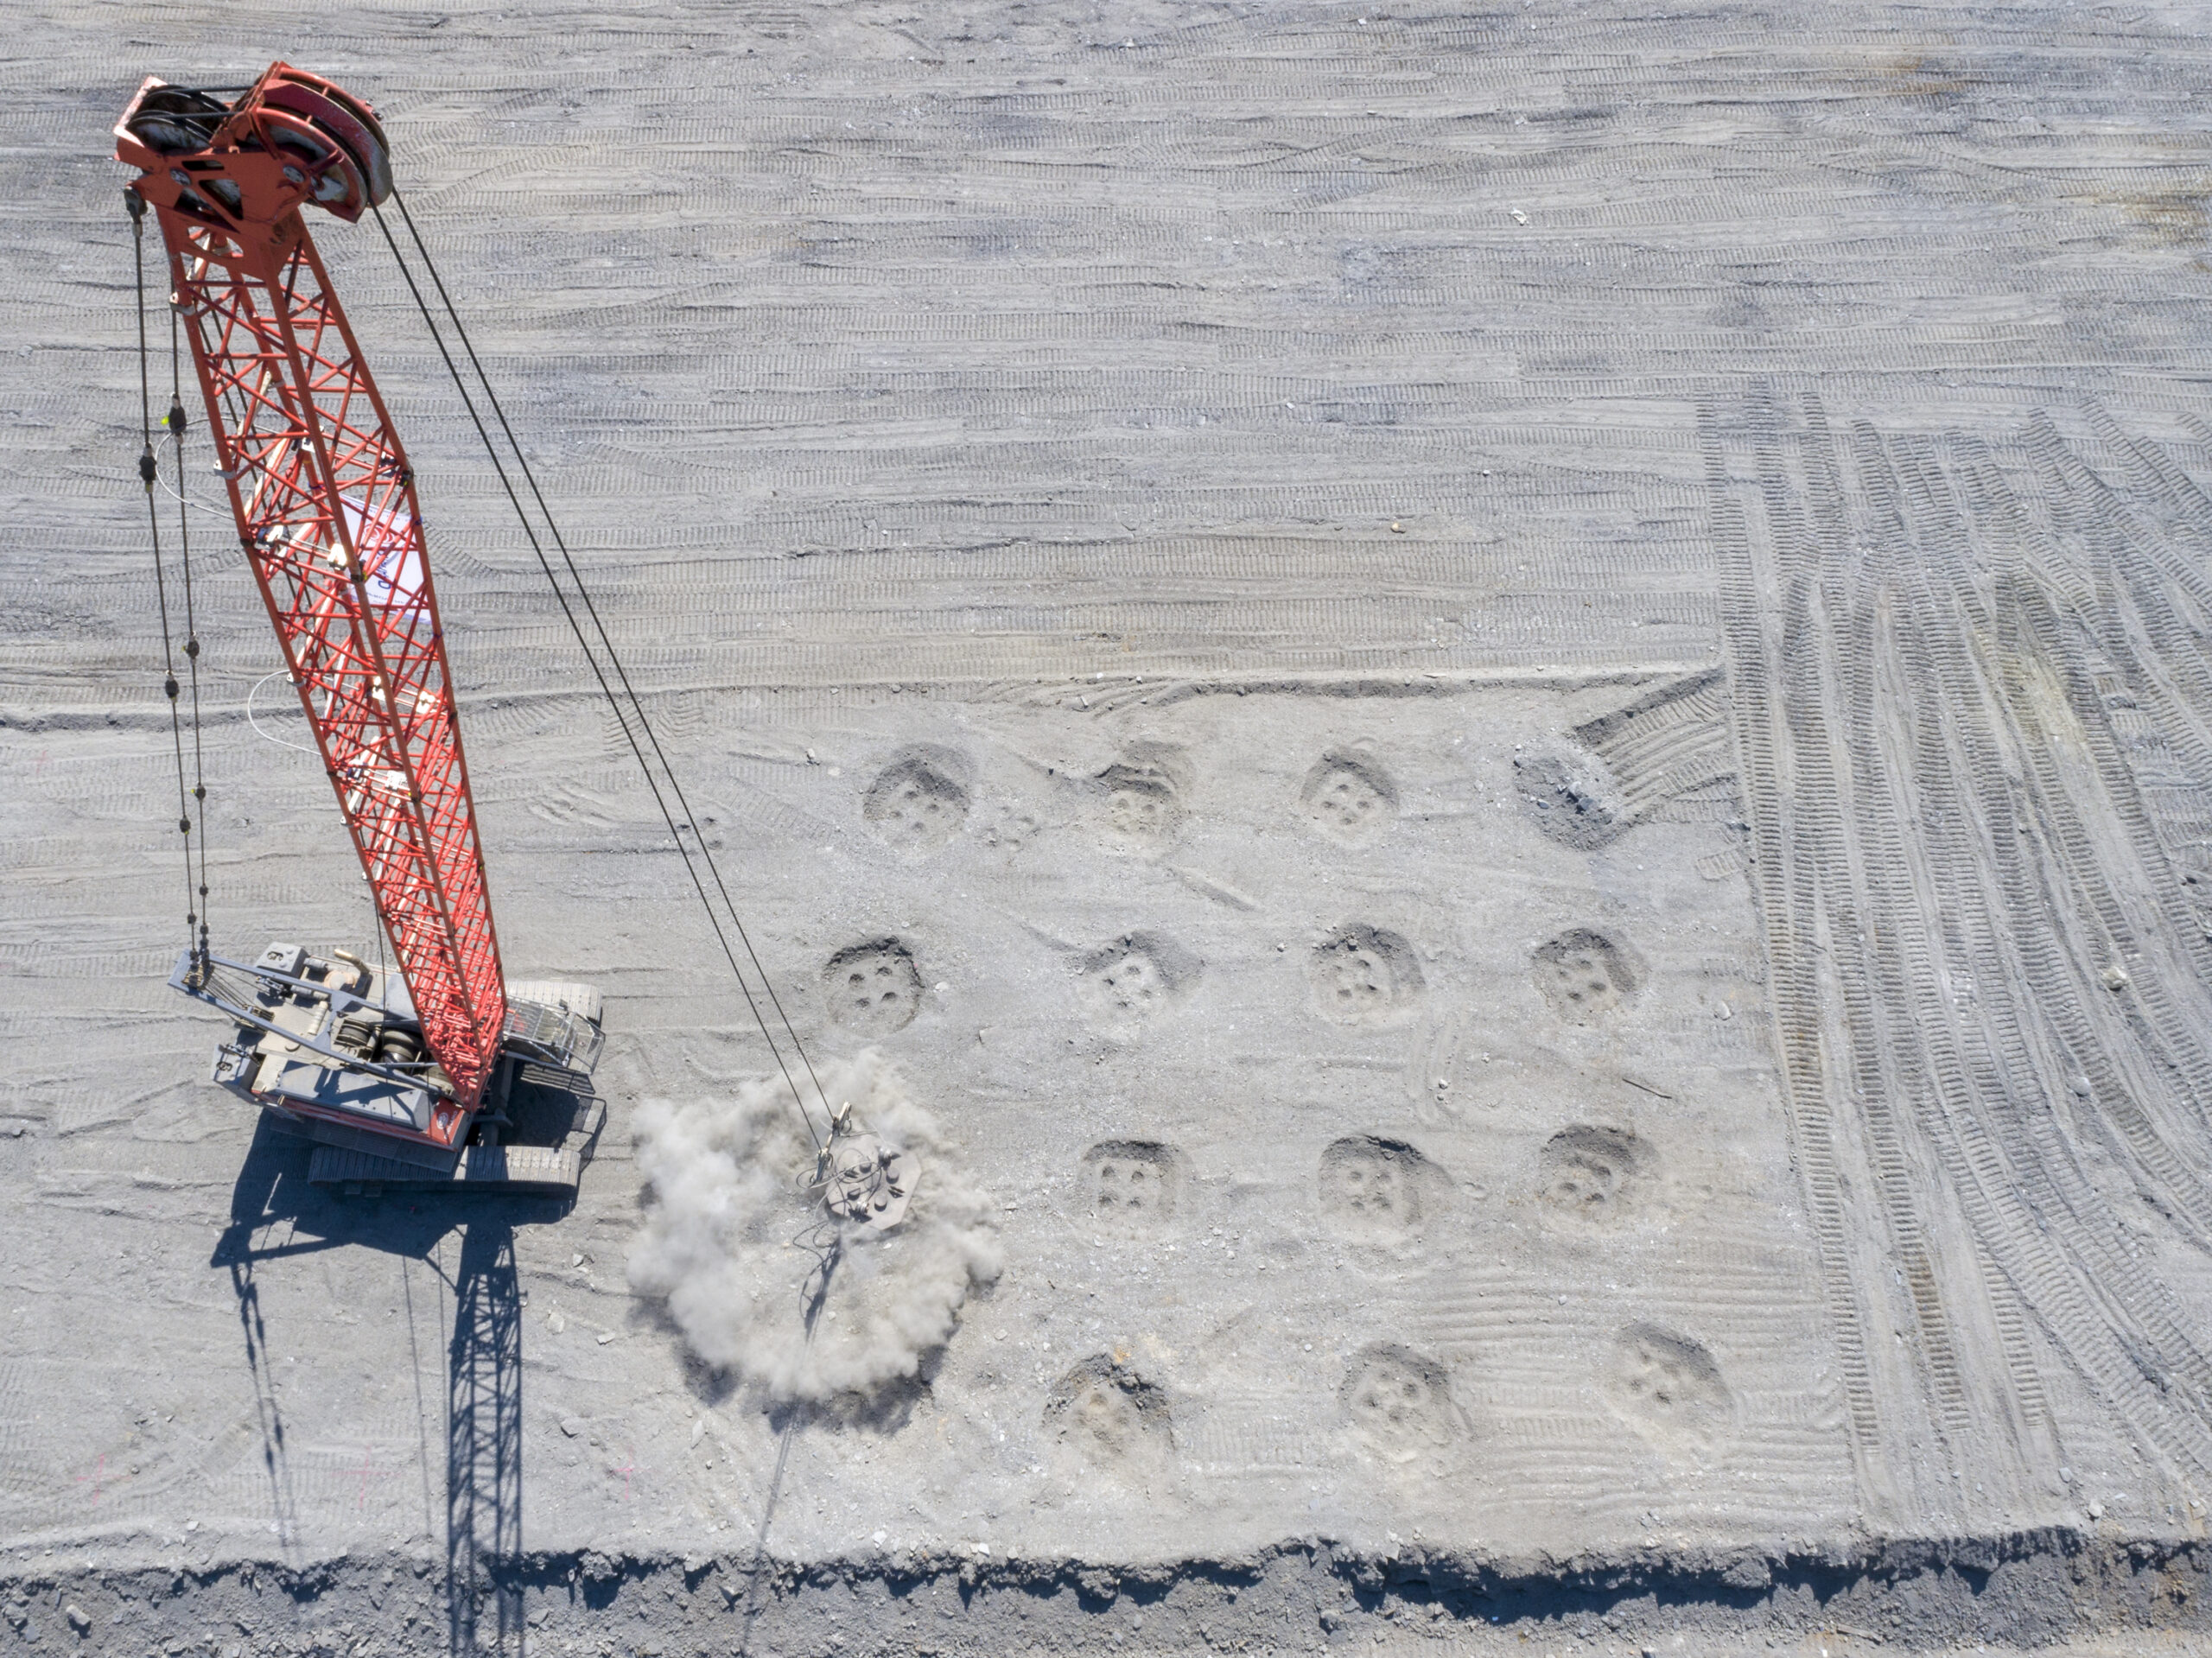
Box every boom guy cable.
[367,189,833,1153]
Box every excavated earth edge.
[3,1532,2207,1654]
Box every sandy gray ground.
[9,0,2212,1652]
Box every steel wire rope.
[150,470,237,523]
[128,192,206,965]
[168,292,213,965]
[388,160,855,1578]
[367,200,828,1151]
[247,668,322,754]
[384,184,835,1133]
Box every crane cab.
[176,943,606,1197]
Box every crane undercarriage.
[176,943,606,1196]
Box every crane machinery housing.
[116,65,605,1196]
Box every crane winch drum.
[118,64,604,1194]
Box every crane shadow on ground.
[212,1117,569,1656]
[446,1219,524,1655]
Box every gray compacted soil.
[10,1,2212,1653]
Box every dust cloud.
[627,1051,1001,1402]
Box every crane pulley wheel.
[117,65,392,227]
[260,73,393,208]
[120,86,230,157]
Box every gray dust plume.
[627,1051,1001,1403]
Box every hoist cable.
[168,295,212,965]
[149,471,235,523]
[246,668,319,754]
[128,192,203,962]
[367,200,829,1152]
[385,184,833,1133]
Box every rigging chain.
[127,191,210,971]
[368,190,834,1152]
[168,252,213,969]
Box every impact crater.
[1342,1342,1461,1462]
[1311,924,1423,1024]
[1045,1356,1174,1477]
[1532,928,1640,1022]
[1079,933,1197,1031]
[1319,1134,1441,1248]
[823,939,924,1033]
[1093,743,1190,849]
[862,749,970,850]
[1301,752,1397,842]
[1605,1322,1733,1454]
[1080,1140,1187,1231]
[1536,1124,1660,1229]
[1516,745,1627,849]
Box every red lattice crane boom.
[118,66,508,1140]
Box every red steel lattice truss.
[118,67,505,1122]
